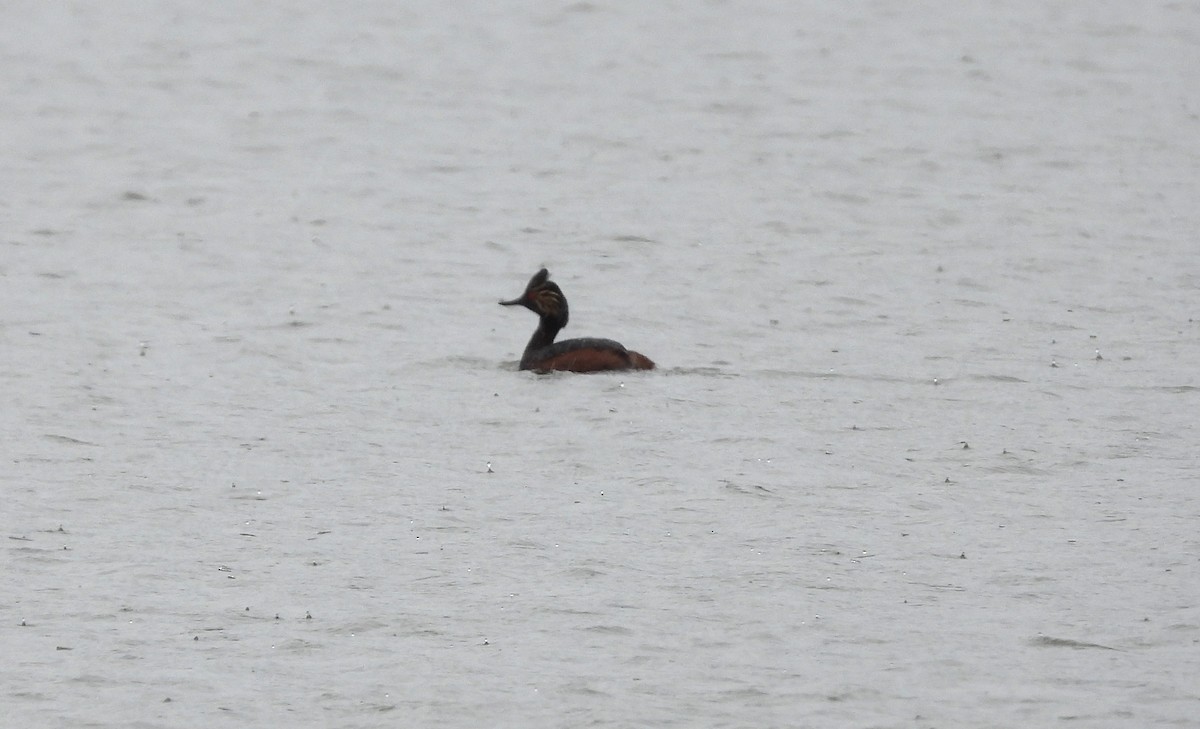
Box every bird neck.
[521,316,563,366]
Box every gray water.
[3,3,1198,727]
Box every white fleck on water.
[3,2,1199,727]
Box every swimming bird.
[499,268,656,373]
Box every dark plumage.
[499,269,656,373]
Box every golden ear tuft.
[535,289,560,314]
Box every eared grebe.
[499,268,656,373]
